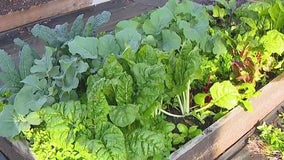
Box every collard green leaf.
[115,28,141,52]
[30,47,57,76]
[26,112,42,125]
[21,75,47,90]
[142,7,173,35]
[0,106,20,137]
[68,36,99,59]
[161,29,181,51]
[14,85,48,115]
[116,20,139,31]
[127,129,166,160]
[109,104,139,127]
[210,81,239,110]
[0,50,21,91]
[98,35,120,58]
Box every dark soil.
[0,0,53,15]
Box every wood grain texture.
[0,137,35,160]
[0,0,110,33]
[170,72,284,160]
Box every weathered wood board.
[0,0,110,33]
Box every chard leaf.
[161,29,181,51]
[136,45,159,65]
[210,81,239,110]
[127,129,166,159]
[19,45,35,79]
[132,63,166,110]
[87,78,110,123]
[98,35,120,58]
[79,122,126,160]
[0,50,21,91]
[109,104,139,127]
[260,30,284,55]
[213,36,227,55]
[68,36,99,59]
[114,73,134,105]
[142,7,173,35]
[115,28,141,52]
[268,2,284,30]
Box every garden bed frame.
[0,0,110,33]
[0,0,283,159]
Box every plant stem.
[194,102,213,113]
[159,109,186,118]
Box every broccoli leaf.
[68,36,99,59]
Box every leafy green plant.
[258,123,284,155]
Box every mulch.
[0,0,53,15]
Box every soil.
[0,0,53,15]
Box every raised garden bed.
[0,0,110,33]
[0,0,284,159]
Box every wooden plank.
[0,137,35,160]
[0,0,110,33]
[170,72,284,160]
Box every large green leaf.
[161,29,181,51]
[98,35,120,57]
[0,106,20,137]
[115,28,141,52]
[260,30,284,55]
[268,1,284,30]
[109,104,139,127]
[14,85,48,115]
[68,36,99,59]
[81,122,126,160]
[127,129,166,160]
[142,7,173,35]
[0,50,21,91]
[210,81,239,110]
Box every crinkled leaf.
[80,122,126,160]
[210,81,239,110]
[31,24,61,48]
[19,45,35,79]
[109,104,139,127]
[260,30,284,55]
[269,2,284,30]
[113,73,134,105]
[0,50,21,91]
[127,129,166,159]
[68,36,99,59]
[70,14,85,38]
[84,11,111,36]
[161,29,181,51]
